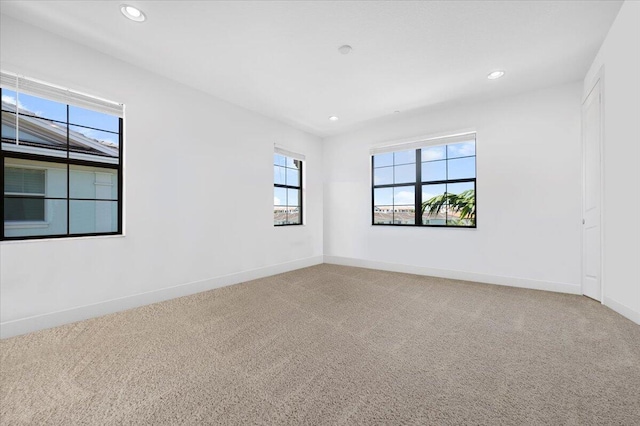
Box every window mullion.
[118,117,123,235]
[371,155,375,225]
[300,160,303,225]
[66,104,70,236]
[415,149,422,226]
[445,145,449,225]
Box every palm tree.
[421,189,475,224]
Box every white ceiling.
[0,1,623,137]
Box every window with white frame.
[1,71,124,240]
[371,133,476,228]
[273,148,303,226]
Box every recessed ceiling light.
[338,45,352,55]
[120,4,146,22]
[487,70,505,80]
[329,116,339,121]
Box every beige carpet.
[1,264,639,425]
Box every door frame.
[581,66,605,302]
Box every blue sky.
[273,154,301,206]
[2,89,119,146]
[373,142,476,205]
[374,180,475,206]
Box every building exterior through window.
[1,73,123,240]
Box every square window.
[447,141,475,159]
[373,152,393,168]
[421,145,446,162]
[447,157,475,180]
[394,150,416,165]
[372,136,476,228]
[421,160,446,182]
[374,167,393,185]
[69,105,119,133]
[4,197,45,221]
[394,164,415,184]
[69,200,118,234]
[374,187,393,206]
[68,126,119,163]
[69,164,118,200]
[2,82,122,240]
[393,186,415,205]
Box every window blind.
[4,168,45,194]
[370,132,476,155]
[4,198,45,222]
[274,145,305,161]
[0,70,124,118]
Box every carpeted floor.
[1,264,639,425]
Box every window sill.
[4,221,50,229]
[370,224,477,230]
[1,233,125,244]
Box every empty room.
[1,0,639,424]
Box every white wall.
[583,1,640,324]
[323,82,583,293]
[0,14,324,337]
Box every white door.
[582,80,602,301]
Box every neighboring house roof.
[373,206,473,225]
[1,100,118,158]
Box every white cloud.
[422,147,446,161]
[394,190,415,205]
[1,95,25,109]
[2,95,43,116]
[448,142,475,157]
[274,196,281,205]
[423,192,438,200]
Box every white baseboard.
[324,255,582,295]
[603,296,640,325]
[0,255,324,339]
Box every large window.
[274,152,302,226]
[1,72,123,240]
[372,134,476,228]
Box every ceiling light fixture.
[329,116,339,121]
[120,4,146,22]
[338,45,352,55]
[487,70,505,80]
